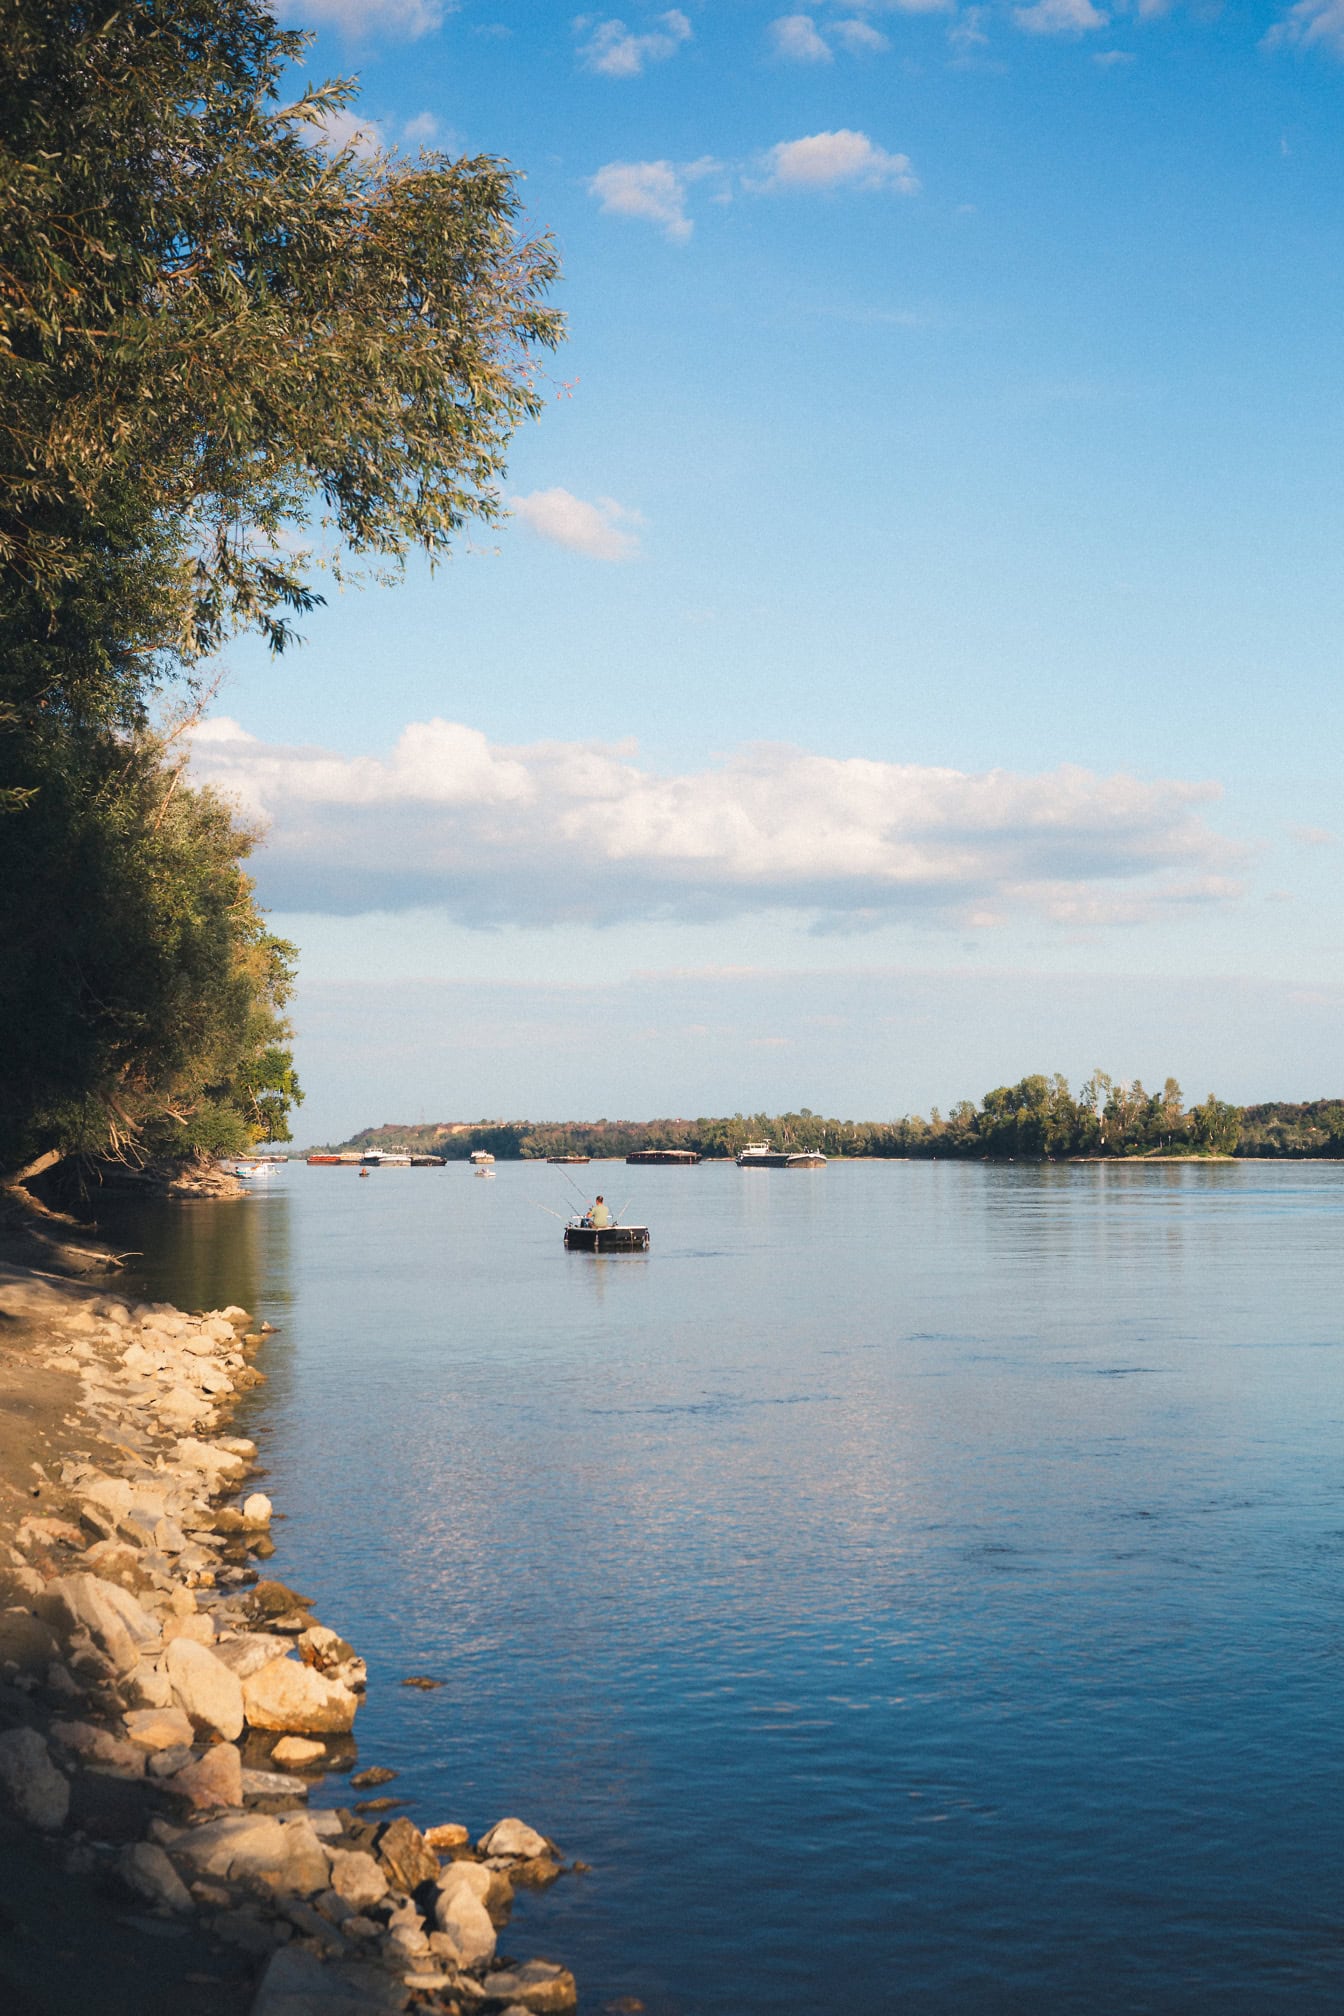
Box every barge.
[625,1148,700,1165]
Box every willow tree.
[0,0,563,1177]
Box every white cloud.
[511,488,643,561]
[402,111,440,145]
[1264,0,1344,52]
[587,158,697,239]
[1012,0,1107,33]
[769,14,833,61]
[758,130,919,194]
[576,10,693,77]
[189,718,1241,929]
[291,0,447,38]
[831,18,893,52]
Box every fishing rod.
[528,1198,568,1222]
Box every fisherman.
[588,1194,612,1228]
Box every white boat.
[469,1149,495,1165]
[474,1164,495,1180]
[360,1149,411,1166]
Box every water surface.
[113,1161,1344,2014]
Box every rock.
[37,1572,161,1675]
[174,1810,331,1895]
[424,1822,471,1853]
[162,1610,214,1646]
[433,1883,498,1969]
[174,1438,248,1483]
[168,1741,243,1810]
[249,1580,313,1619]
[165,1637,245,1739]
[272,1735,325,1767]
[0,1727,70,1831]
[242,1656,359,1735]
[212,1632,289,1679]
[478,1818,552,1861]
[512,1855,562,1889]
[124,1705,194,1751]
[297,1625,366,1693]
[480,1961,578,2012]
[49,1719,145,1775]
[278,1894,347,1955]
[437,1858,513,1920]
[242,1767,309,1802]
[349,1765,396,1789]
[212,1907,289,1958]
[148,1745,195,1779]
[377,1815,439,1893]
[386,1923,430,1962]
[343,1914,381,1942]
[118,1840,193,1913]
[328,1847,389,1912]
[242,1492,273,1527]
[308,1809,345,1839]
[250,1943,410,2014]
[0,1609,61,1676]
[123,1659,174,1709]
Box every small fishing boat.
[474,1165,496,1180]
[564,1217,649,1252]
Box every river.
[106,1159,1344,2014]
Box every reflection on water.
[121,1161,1344,2015]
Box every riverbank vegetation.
[320,1076,1344,1163]
[1,0,562,1195]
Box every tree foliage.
[0,0,563,1178]
[0,718,301,1175]
[1,0,563,701]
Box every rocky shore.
[0,1260,579,2016]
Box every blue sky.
[194,1,1344,1141]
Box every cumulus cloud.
[1013,0,1107,32]
[511,488,643,560]
[769,14,834,61]
[1264,0,1344,52]
[769,12,892,57]
[291,0,447,37]
[757,130,919,194]
[576,9,693,76]
[831,17,893,51]
[188,717,1241,929]
[587,158,698,240]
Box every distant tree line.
[320,1077,1344,1163]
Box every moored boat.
[361,1149,411,1166]
[626,1148,700,1165]
[736,1140,826,1168]
[548,1154,590,1164]
[469,1149,495,1165]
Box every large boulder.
[437,1858,513,1921]
[433,1884,497,1969]
[165,1637,245,1740]
[376,1816,438,1894]
[172,1811,330,1895]
[328,1847,388,1912]
[118,1840,193,1913]
[36,1573,161,1676]
[0,1608,60,1676]
[250,1945,408,2016]
[480,1961,578,2012]
[49,1719,145,1776]
[241,1656,358,1735]
[168,1742,243,1810]
[478,1817,551,1861]
[0,1727,70,1832]
[212,1632,289,1680]
[124,1705,194,1751]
